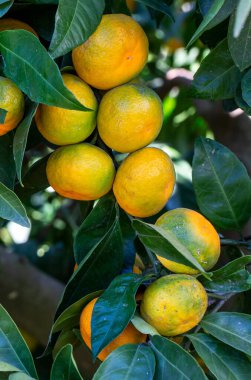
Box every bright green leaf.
[233,0,251,38]
[131,311,160,336]
[51,344,83,380]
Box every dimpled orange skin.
[97,84,163,153]
[0,76,25,136]
[140,275,208,336]
[46,143,115,201]
[0,18,38,37]
[155,208,221,274]
[35,74,97,145]
[80,298,147,361]
[72,14,148,90]
[113,147,176,218]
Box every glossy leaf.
[52,329,80,358]
[0,305,38,379]
[0,107,7,123]
[150,335,207,380]
[201,312,251,355]
[0,133,16,189]
[8,374,36,380]
[136,0,173,19]
[51,344,83,380]
[13,102,38,185]
[228,9,251,71]
[21,155,49,193]
[132,219,205,273]
[52,291,101,333]
[131,312,160,336]
[188,333,251,380]
[54,207,123,319]
[50,0,105,58]
[91,273,149,358]
[74,194,116,264]
[200,256,251,293]
[0,182,30,227]
[192,39,241,100]
[0,331,27,374]
[0,30,89,111]
[93,344,155,380]
[233,0,251,37]
[188,0,225,47]
[241,69,251,107]
[0,0,13,17]
[192,137,251,230]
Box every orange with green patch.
[155,208,220,274]
[46,143,115,201]
[140,274,208,336]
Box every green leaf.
[132,219,206,273]
[201,312,251,355]
[0,182,30,227]
[188,0,226,47]
[150,335,207,380]
[52,291,101,333]
[18,0,58,3]
[0,133,16,189]
[136,0,173,19]
[49,0,105,58]
[228,9,251,71]
[191,39,241,100]
[188,333,251,380]
[52,329,80,358]
[192,137,251,230]
[241,69,251,107]
[8,374,37,380]
[21,155,49,193]
[0,331,27,374]
[51,344,83,380]
[54,206,123,319]
[13,101,38,186]
[235,84,251,115]
[93,344,155,380]
[74,194,116,264]
[0,305,38,379]
[0,30,89,111]
[0,0,14,17]
[131,311,160,336]
[0,107,7,123]
[233,0,251,38]
[200,256,251,293]
[91,273,149,359]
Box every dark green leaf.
[0,107,7,123]
[0,0,14,17]
[0,182,30,227]
[52,329,80,358]
[228,9,251,71]
[50,0,105,58]
[233,0,251,38]
[0,30,89,111]
[192,39,241,100]
[0,133,16,189]
[192,137,251,230]
[52,291,101,333]
[241,69,251,107]
[13,101,38,186]
[17,0,58,3]
[235,84,251,115]
[93,344,155,380]
[0,305,38,379]
[54,206,123,318]
[91,273,149,358]
[136,0,173,19]
[188,333,251,380]
[21,155,49,193]
[150,335,207,380]
[200,256,251,293]
[74,194,116,264]
[51,344,83,380]
[201,312,251,355]
[132,219,206,273]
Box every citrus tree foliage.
[0,1,251,380]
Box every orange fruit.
[155,208,221,274]
[72,14,148,90]
[97,83,163,153]
[0,18,38,37]
[80,297,147,361]
[113,147,176,217]
[0,76,25,136]
[140,274,208,336]
[46,143,115,201]
[35,74,97,145]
